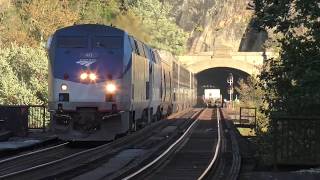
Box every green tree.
[22,0,79,45]
[71,0,119,24]
[236,77,268,132]
[127,0,189,54]
[0,45,48,105]
[255,0,320,115]
[0,1,33,47]
[0,0,79,47]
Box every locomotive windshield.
[57,36,88,48]
[93,36,122,49]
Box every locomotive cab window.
[57,36,88,48]
[93,36,122,49]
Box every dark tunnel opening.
[196,67,250,101]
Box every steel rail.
[0,109,196,179]
[0,142,104,178]
[122,108,203,180]
[197,108,222,180]
[0,142,69,164]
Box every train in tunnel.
[47,24,197,141]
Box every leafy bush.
[0,45,48,105]
[236,77,269,132]
[255,0,320,115]
[127,0,189,54]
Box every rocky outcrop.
[166,0,255,54]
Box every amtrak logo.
[77,52,99,67]
[76,59,97,67]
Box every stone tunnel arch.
[177,52,274,76]
[196,67,250,99]
[191,58,258,75]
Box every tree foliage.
[0,45,48,105]
[0,0,188,54]
[255,0,320,115]
[0,1,33,46]
[72,0,119,24]
[22,0,79,44]
[236,77,268,131]
[127,0,188,54]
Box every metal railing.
[240,107,256,125]
[233,107,256,129]
[0,105,48,134]
[28,105,48,132]
[272,115,320,165]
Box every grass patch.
[237,127,256,136]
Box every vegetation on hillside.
[0,0,188,105]
[0,45,47,105]
[0,0,188,53]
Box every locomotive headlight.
[80,73,88,80]
[106,83,116,93]
[61,84,68,91]
[89,73,97,81]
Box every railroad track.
[0,142,89,179]
[118,108,220,180]
[120,108,241,180]
[197,108,241,180]
[216,108,242,180]
[70,108,202,180]
[0,108,201,180]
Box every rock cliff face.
[166,0,254,54]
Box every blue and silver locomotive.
[47,24,197,141]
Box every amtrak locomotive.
[47,24,197,141]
